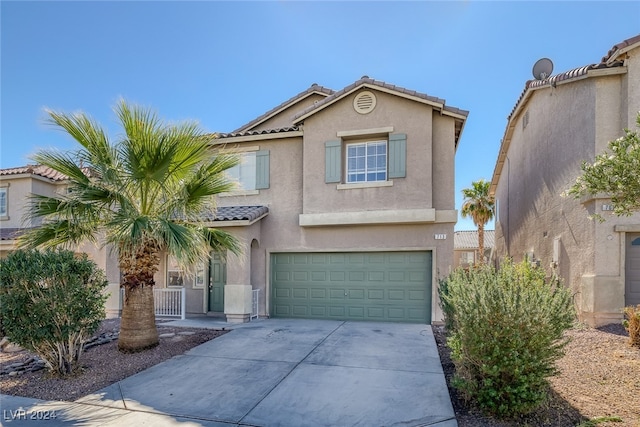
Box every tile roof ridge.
[292,76,468,122]
[232,83,334,133]
[601,33,640,64]
[216,125,300,139]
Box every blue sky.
[1,1,639,231]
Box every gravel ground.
[0,318,227,402]
[2,320,639,427]
[433,323,640,427]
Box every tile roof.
[601,33,640,64]
[232,84,334,133]
[454,230,495,250]
[292,76,469,122]
[0,165,68,181]
[509,34,640,121]
[0,227,27,241]
[203,205,269,222]
[216,126,300,139]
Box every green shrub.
[438,259,575,417]
[622,305,640,348]
[0,249,108,375]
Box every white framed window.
[166,255,184,287]
[346,140,387,183]
[460,251,475,266]
[193,264,206,289]
[227,152,257,191]
[0,187,7,218]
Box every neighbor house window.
[346,140,387,183]
[460,251,475,266]
[0,186,7,219]
[167,255,184,287]
[227,152,257,190]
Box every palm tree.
[18,99,241,352]
[461,179,495,265]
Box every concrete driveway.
[1,319,457,426]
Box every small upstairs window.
[0,186,7,219]
[346,140,387,183]
[227,152,257,190]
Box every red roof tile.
[0,165,68,181]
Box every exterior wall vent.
[353,91,377,114]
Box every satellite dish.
[532,58,554,80]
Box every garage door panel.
[310,288,327,299]
[293,305,308,315]
[330,271,345,281]
[311,271,326,281]
[349,271,366,281]
[368,289,384,299]
[388,290,405,300]
[329,289,346,299]
[348,289,365,299]
[271,251,431,323]
[292,288,308,299]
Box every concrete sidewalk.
[1,319,457,426]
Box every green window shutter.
[388,133,406,178]
[325,140,342,183]
[255,150,270,189]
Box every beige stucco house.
[453,230,495,268]
[490,34,640,327]
[1,76,468,324]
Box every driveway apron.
[1,319,457,427]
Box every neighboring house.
[1,76,468,324]
[453,230,495,268]
[0,165,122,314]
[490,34,640,327]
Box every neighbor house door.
[209,253,226,312]
[626,233,640,306]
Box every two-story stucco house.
[159,76,468,324]
[1,76,468,324]
[490,34,640,327]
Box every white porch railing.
[251,289,260,321]
[119,287,186,320]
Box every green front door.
[271,251,432,323]
[209,253,226,312]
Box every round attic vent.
[353,91,376,114]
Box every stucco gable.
[292,76,468,147]
[233,84,334,133]
[292,76,469,122]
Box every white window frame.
[193,264,206,289]
[227,152,257,191]
[166,255,184,287]
[345,140,387,184]
[0,185,8,220]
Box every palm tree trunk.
[119,285,159,352]
[478,225,485,265]
[117,243,160,352]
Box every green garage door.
[271,251,432,323]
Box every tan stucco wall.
[493,45,640,326]
[0,175,61,228]
[301,90,436,214]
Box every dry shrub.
[623,305,640,348]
